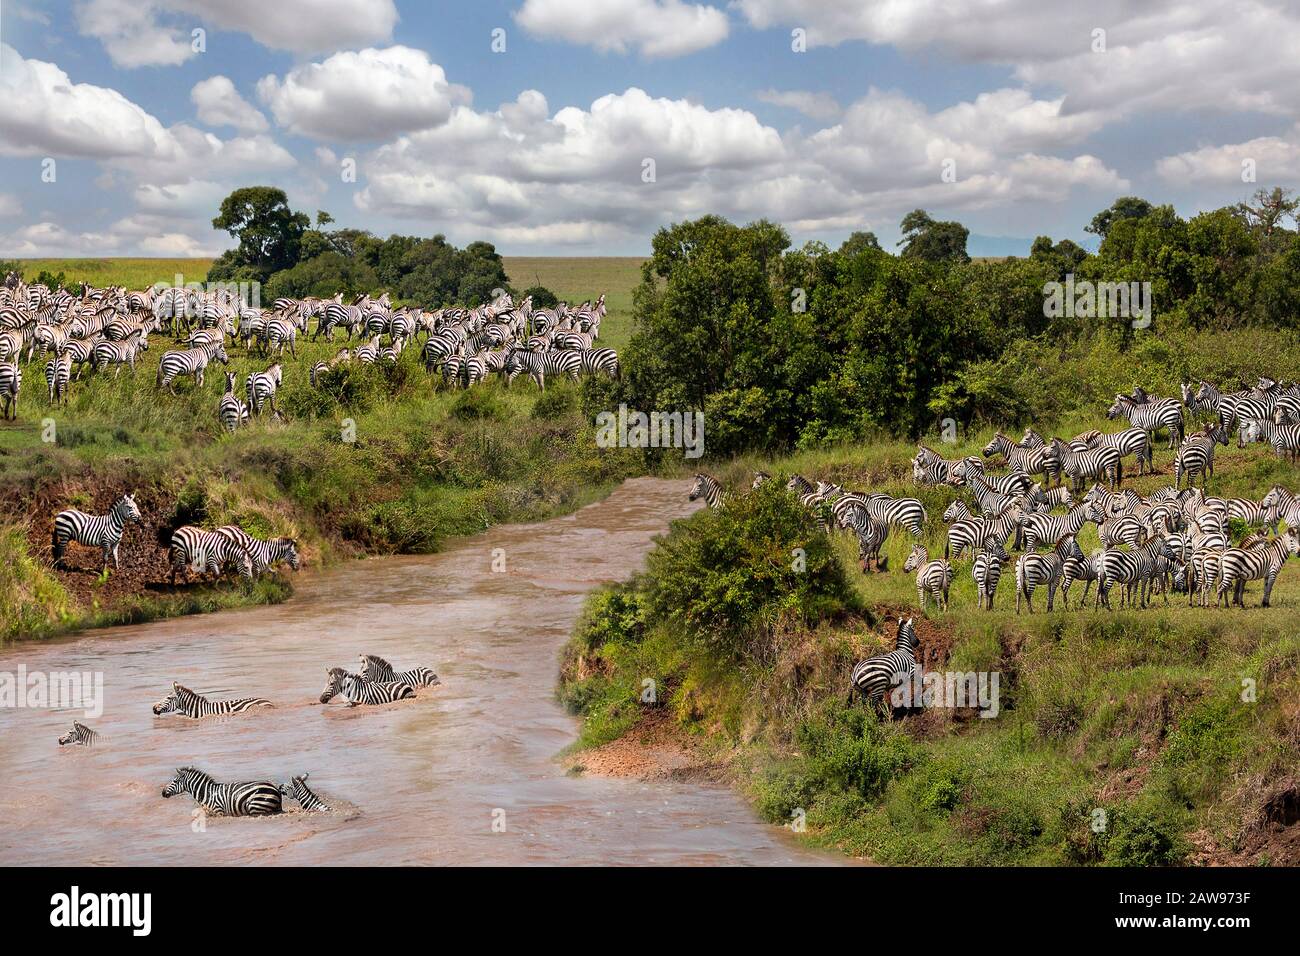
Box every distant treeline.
[593,190,1300,451]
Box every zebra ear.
[301,771,310,781]
[172,681,181,692]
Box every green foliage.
[522,284,559,309]
[1104,803,1188,867]
[211,186,311,279]
[898,209,970,263]
[642,480,853,662]
[574,584,647,653]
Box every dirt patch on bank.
[1190,778,1300,866]
[565,708,728,782]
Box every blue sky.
[1,0,1298,258]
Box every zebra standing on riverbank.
[213,526,299,576]
[904,545,953,611]
[162,767,282,817]
[319,668,416,706]
[52,493,142,571]
[848,618,921,714]
[688,473,725,508]
[169,526,254,583]
[151,682,272,718]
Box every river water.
[0,478,842,866]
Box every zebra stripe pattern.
[280,773,331,812]
[848,618,920,714]
[151,682,272,718]
[688,473,725,509]
[58,721,99,746]
[319,668,417,706]
[359,654,440,688]
[52,493,142,570]
[169,525,254,582]
[904,545,953,610]
[162,767,282,817]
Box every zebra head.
[902,545,928,573]
[279,538,301,571]
[895,617,918,653]
[114,492,142,525]
[152,681,189,715]
[162,766,207,799]
[57,721,92,746]
[687,474,710,501]
[1285,528,1300,557]
[320,667,349,704]
[213,345,230,366]
[751,471,770,489]
[1105,397,1127,420]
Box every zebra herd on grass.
[61,652,438,817]
[48,489,299,588]
[689,377,1300,613]
[0,279,617,432]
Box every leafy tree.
[211,186,311,278]
[263,251,379,301]
[898,209,970,263]
[838,231,881,256]
[521,285,559,309]
[1234,186,1299,243]
[1086,196,1154,240]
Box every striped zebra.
[1060,547,1101,609]
[1022,483,1073,512]
[903,545,953,610]
[848,511,889,572]
[1216,529,1300,608]
[310,348,352,386]
[972,541,1010,610]
[318,668,416,706]
[1014,535,1084,613]
[44,352,72,405]
[1020,502,1093,552]
[1187,379,1273,432]
[848,618,921,715]
[1050,438,1122,492]
[213,526,300,575]
[168,525,254,583]
[1224,497,1275,532]
[946,507,1021,560]
[1248,418,1300,462]
[156,341,228,393]
[504,348,580,389]
[90,329,148,377]
[982,432,1060,483]
[280,773,331,812]
[359,654,440,687]
[52,493,142,570]
[354,336,382,364]
[151,682,272,718]
[1262,485,1300,529]
[245,363,282,415]
[1174,423,1229,489]
[688,473,725,509]
[578,347,620,379]
[0,362,19,419]
[854,493,926,537]
[58,721,99,746]
[218,371,250,433]
[1096,536,1177,610]
[1084,427,1154,475]
[161,767,282,817]
[1109,393,1184,450]
[263,314,298,357]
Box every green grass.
[0,257,650,641]
[16,258,213,289]
[504,256,643,350]
[560,420,1300,865]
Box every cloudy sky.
[0,0,1297,258]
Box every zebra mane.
[173,682,204,703]
[362,654,392,669]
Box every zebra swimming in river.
[151,682,272,718]
[279,773,331,812]
[358,654,439,688]
[319,668,417,706]
[162,767,282,817]
[58,721,99,746]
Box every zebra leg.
[1263,571,1278,608]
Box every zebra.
[904,545,953,611]
[848,618,920,715]
[578,347,620,379]
[946,507,1021,560]
[504,348,581,389]
[1187,379,1274,432]
[0,362,19,419]
[1096,536,1177,610]
[688,473,725,509]
[982,432,1060,483]
[1262,485,1300,529]
[318,668,416,706]
[218,371,250,433]
[1216,529,1300,608]
[58,721,99,746]
[1060,547,1102,609]
[168,525,255,583]
[151,682,272,718]
[1174,423,1229,489]
[1022,483,1073,512]
[44,352,72,405]
[52,493,142,571]
[213,526,300,575]
[310,348,352,386]
[91,329,148,377]
[972,541,1011,610]
[751,471,771,489]
[156,341,228,394]
[1224,497,1276,532]
[161,767,282,817]
[856,493,927,537]
[848,511,889,572]
[1020,502,1093,552]
[1050,438,1122,492]
[1253,419,1300,463]
[1109,393,1184,449]
[245,363,282,415]
[279,773,331,812]
[1014,535,1084,613]
[263,314,298,357]
[1084,427,1154,475]
[358,654,440,687]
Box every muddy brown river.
[0,478,842,865]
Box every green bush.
[643,480,854,662]
[1104,804,1187,867]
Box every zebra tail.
[52,527,63,567]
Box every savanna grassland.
[0,255,646,641]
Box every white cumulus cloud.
[192,76,269,132]
[515,0,729,57]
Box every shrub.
[1104,804,1187,867]
[522,285,559,309]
